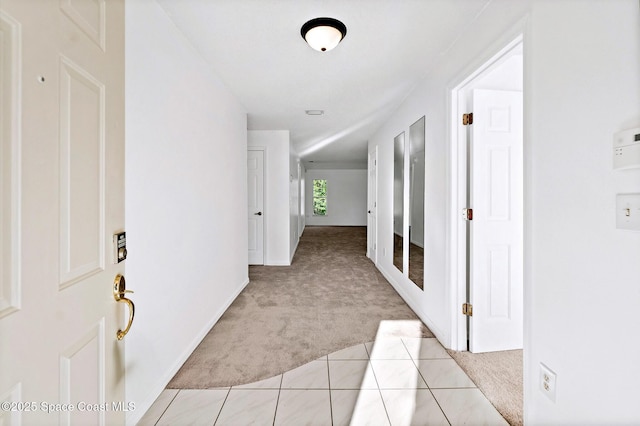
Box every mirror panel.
[409,117,425,290]
[393,132,405,273]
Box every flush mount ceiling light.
[301,17,347,52]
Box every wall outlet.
[382,248,386,257]
[539,363,557,402]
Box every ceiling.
[156,0,491,168]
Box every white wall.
[248,130,302,265]
[526,1,640,423]
[369,0,640,424]
[305,169,368,226]
[125,1,248,423]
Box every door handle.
[113,274,135,340]
[254,212,262,216]
[368,210,371,214]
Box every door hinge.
[462,113,474,126]
[463,208,473,221]
[462,303,473,316]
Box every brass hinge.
[462,113,474,125]
[462,303,473,316]
[463,208,473,221]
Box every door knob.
[368,210,371,214]
[113,274,135,340]
[254,212,262,216]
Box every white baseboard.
[127,277,250,426]
[289,238,300,264]
[377,264,447,347]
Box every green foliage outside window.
[313,179,327,216]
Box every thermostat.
[613,127,640,169]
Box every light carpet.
[447,349,523,426]
[168,226,432,389]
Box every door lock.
[113,232,127,263]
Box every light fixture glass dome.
[301,17,347,52]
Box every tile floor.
[137,337,508,426]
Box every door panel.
[0,0,126,424]
[470,89,523,353]
[248,150,264,265]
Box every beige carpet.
[168,226,432,389]
[448,349,523,426]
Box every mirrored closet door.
[408,117,425,289]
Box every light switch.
[616,194,640,231]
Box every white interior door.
[367,148,377,261]
[469,89,523,353]
[0,1,127,424]
[248,150,264,265]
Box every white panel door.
[0,1,127,424]
[470,89,523,353]
[367,148,377,261]
[248,150,264,265]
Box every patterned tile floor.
[138,337,507,425]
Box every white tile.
[274,389,331,426]
[381,389,449,426]
[370,360,427,389]
[156,389,228,426]
[366,339,412,360]
[402,338,451,360]
[328,344,369,360]
[431,388,508,426]
[328,360,378,390]
[215,389,279,426]
[281,360,329,389]
[233,374,282,389]
[416,359,476,388]
[331,390,389,426]
[137,389,178,426]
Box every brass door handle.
[113,274,135,340]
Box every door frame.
[367,146,378,264]
[449,34,525,351]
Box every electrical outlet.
[382,247,386,257]
[539,363,557,402]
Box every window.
[312,179,327,216]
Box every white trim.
[289,237,299,264]
[127,277,250,426]
[377,264,446,344]
[0,11,22,318]
[448,26,527,351]
[367,147,378,264]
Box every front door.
[247,149,264,265]
[469,89,523,353]
[0,1,127,424]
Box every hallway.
[167,227,431,389]
[139,339,507,425]
[138,227,512,424]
